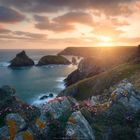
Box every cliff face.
[58,46,137,58]
[64,57,103,87]
[62,46,139,87]
[59,63,140,100]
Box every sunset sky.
[0,0,140,49]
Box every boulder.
[0,126,9,139]
[6,113,27,133]
[9,51,34,67]
[41,96,77,119]
[14,130,34,140]
[110,80,140,111]
[40,93,54,100]
[37,55,71,66]
[66,111,95,140]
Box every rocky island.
[9,51,34,67]
[37,55,71,66]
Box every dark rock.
[65,111,95,140]
[41,96,77,119]
[40,95,48,100]
[6,113,27,133]
[49,93,53,98]
[37,55,71,66]
[0,126,9,139]
[0,85,15,110]
[40,93,54,100]
[9,51,34,67]
[65,57,103,87]
[72,57,77,65]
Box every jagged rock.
[66,111,95,140]
[14,129,34,140]
[111,80,140,111]
[0,85,16,109]
[37,55,71,66]
[65,57,103,87]
[6,113,27,133]
[9,51,34,67]
[41,96,77,119]
[72,57,77,65]
[0,126,9,139]
[40,93,54,100]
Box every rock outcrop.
[110,80,140,111]
[37,55,71,66]
[66,111,95,140]
[9,51,34,67]
[41,96,77,119]
[1,79,140,140]
[59,63,140,101]
[64,57,103,87]
[71,57,77,65]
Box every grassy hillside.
[58,46,137,57]
[59,63,140,100]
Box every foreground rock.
[37,55,71,66]
[1,80,140,140]
[110,80,140,111]
[66,111,95,140]
[9,51,34,67]
[41,96,77,119]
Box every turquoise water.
[0,50,77,104]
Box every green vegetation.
[37,55,70,66]
[60,63,140,100]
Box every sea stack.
[9,51,34,67]
[37,55,71,66]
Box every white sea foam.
[56,77,66,82]
[57,83,65,90]
[32,93,57,107]
[0,62,10,67]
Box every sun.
[98,36,114,46]
[100,36,112,42]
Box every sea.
[0,49,77,106]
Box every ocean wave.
[32,93,57,107]
[57,83,65,90]
[56,77,66,82]
[0,61,10,67]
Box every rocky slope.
[59,62,140,101]
[64,57,103,87]
[64,46,140,87]
[1,79,140,140]
[9,51,34,67]
[37,55,71,66]
[0,86,95,140]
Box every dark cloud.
[53,12,94,26]
[0,28,47,40]
[34,15,74,32]
[0,28,11,34]
[0,6,26,23]
[0,0,136,16]
[34,12,94,32]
